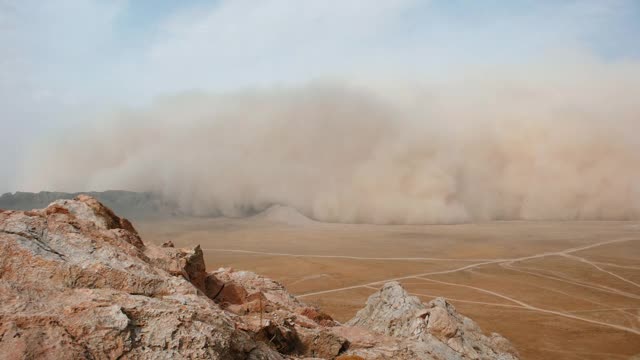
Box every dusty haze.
[19,60,640,224]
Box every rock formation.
[0,196,518,359]
[347,282,519,360]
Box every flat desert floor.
[137,214,640,360]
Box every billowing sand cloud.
[19,60,640,223]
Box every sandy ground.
[137,216,640,360]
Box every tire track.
[201,248,499,262]
[563,253,640,290]
[413,277,640,335]
[297,238,640,298]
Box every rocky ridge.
[0,196,518,359]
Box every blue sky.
[1,0,640,192]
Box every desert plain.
[137,209,640,360]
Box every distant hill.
[251,204,316,226]
[0,191,181,220]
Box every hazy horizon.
[2,1,640,223]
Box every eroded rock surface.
[0,197,277,360]
[0,196,518,360]
[347,282,519,360]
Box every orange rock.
[298,306,336,326]
[217,282,248,304]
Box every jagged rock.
[213,270,519,359]
[162,240,175,248]
[0,196,281,360]
[213,269,304,311]
[255,313,301,354]
[298,328,348,359]
[145,244,223,299]
[0,196,518,360]
[347,282,519,360]
[296,307,336,327]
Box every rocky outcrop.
[0,196,277,359]
[347,282,519,360]
[0,196,518,359]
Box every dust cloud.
[19,60,640,223]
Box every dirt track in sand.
[137,218,640,360]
